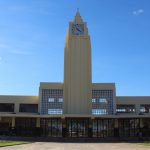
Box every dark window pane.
[0,103,14,112]
[19,104,38,113]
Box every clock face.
[72,24,84,35]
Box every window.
[99,98,107,103]
[48,109,63,114]
[19,104,38,113]
[0,103,14,112]
[92,98,96,103]
[140,105,150,113]
[48,98,55,102]
[41,89,63,115]
[92,90,114,115]
[92,109,107,115]
[116,105,135,113]
[58,98,63,102]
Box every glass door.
[66,118,89,137]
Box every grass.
[131,141,150,146]
[0,141,30,147]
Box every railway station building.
[0,11,150,139]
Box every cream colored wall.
[92,83,115,90]
[116,96,150,114]
[64,12,92,115]
[0,95,39,113]
[40,82,63,89]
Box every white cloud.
[133,9,144,15]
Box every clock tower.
[64,10,92,114]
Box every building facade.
[0,11,150,138]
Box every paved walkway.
[0,142,149,150]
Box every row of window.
[19,104,38,113]
[48,109,63,114]
[0,103,38,113]
[92,109,108,115]
[140,104,150,113]
[92,98,107,103]
[116,105,135,113]
[48,98,107,103]
[0,103,14,112]
[47,109,109,115]
[0,103,150,114]
[92,104,150,115]
[116,104,150,113]
[48,98,63,103]
[116,108,135,113]
[92,90,113,94]
[42,89,63,95]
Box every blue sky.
[0,0,150,96]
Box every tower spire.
[73,9,83,23]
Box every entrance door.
[66,118,89,137]
[92,119,114,138]
[40,118,62,137]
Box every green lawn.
[131,141,150,146]
[0,141,29,147]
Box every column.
[10,117,15,135]
[140,118,144,128]
[15,103,19,113]
[11,117,15,128]
[62,117,66,137]
[114,118,119,137]
[88,118,93,138]
[36,118,40,127]
[135,104,140,115]
[36,118,41,136]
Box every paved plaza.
[0,142,149,150]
